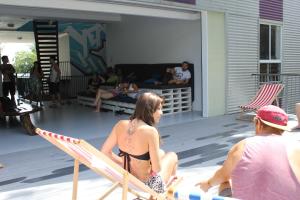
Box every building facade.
[0,0,300,116]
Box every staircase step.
[37,41,57,44]
[39,51,58,56]
[37,39,57,43]
[39,50,58,54]
[42,68,50,71]
[36,23,57,27]
[35,26,57,30]
[37,37,57,40]
[34,19,59,95]
[38,32,55,37]
[34,21,57,25]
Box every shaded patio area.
[0,101,300,200]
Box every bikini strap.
[118,149,131,172]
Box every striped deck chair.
[35,128,182,200]
[239,83,284,119]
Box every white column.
[201,11,208,117]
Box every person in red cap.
[196,105,300,200]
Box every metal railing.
[59,75,90,98]
[252,73,300,114]
[16,75,90,100]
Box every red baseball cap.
[256,105,290,131]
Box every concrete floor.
[0,100,299,200]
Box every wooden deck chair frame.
[35,128,181,200]
[238,83,284,120]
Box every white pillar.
[201,11,208,117]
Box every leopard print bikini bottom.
[144,174,165,193]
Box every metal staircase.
[33,20,59,94]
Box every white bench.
[77,87,192,115]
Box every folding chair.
[35,128,182,200]
[239,83,284,120]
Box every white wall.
[106,15,202,111]
[58,33,71,77]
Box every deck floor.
[0,100,299,200]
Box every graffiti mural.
[17,21,107,75]
[60,23,107,75]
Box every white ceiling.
[0,31,34,43]
[0,16,30,31]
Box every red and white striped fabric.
[39,130,80,144]
[65,142,93,164]
[240,84,283,110]
[37,129,93,163]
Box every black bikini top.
[118,148,150,172]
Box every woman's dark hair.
[130,92,164,126]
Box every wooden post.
[72,159,79,200]
[122,171,129,200]
[98,182,119,200]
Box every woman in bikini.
[101,92,178,193]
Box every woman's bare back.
[116,119,155,181]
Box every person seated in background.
[105,67,120,85]
[101,92,178,194]
[144,73,162,85]
[163,61,191,85]
[196,105,300,200]
[87,74,105,94]
[93,80,139,112]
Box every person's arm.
[10,65,16,74]
[195,140,246,192]
[182,78,190,84]
[175,79,189,85]
[101,121,123,165]
[148,127,161,173]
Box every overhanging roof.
[0,0,200,21]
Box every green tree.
[14,46,37,73]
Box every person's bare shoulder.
[228,139,247,162]
[116,120,130,128]
[137,124,158,138]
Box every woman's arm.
[101,121,123,165]
[148,127,161,173]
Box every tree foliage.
[14,45,37,73]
